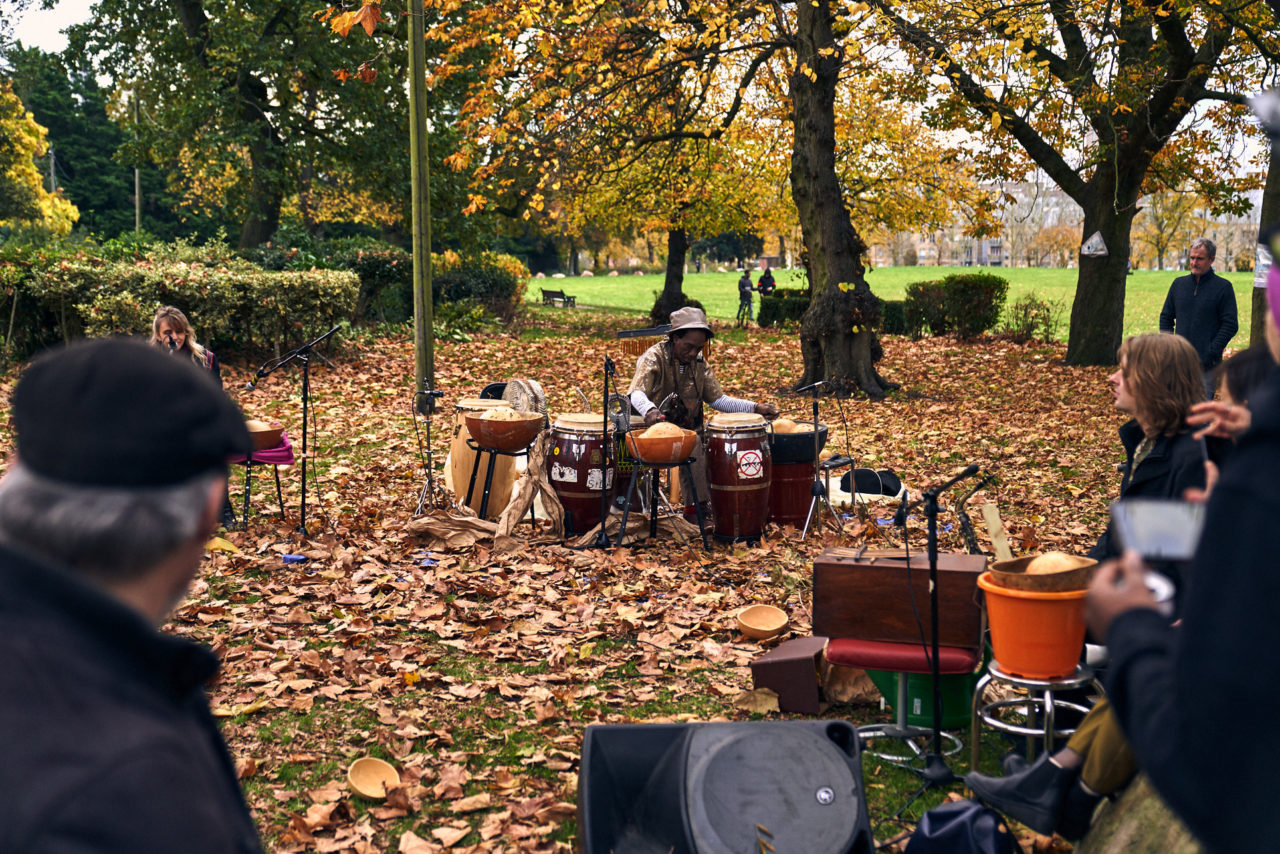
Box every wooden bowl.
[347,756,400,799]
[736,604,789,640]
[245,419,284,451]
[988,554,1098,592]
[625,428,698,464]
[464,412,544,452]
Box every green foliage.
[1000,292,1065,343]
[0,241,358,360]
[942,272,1009,338]
[904,273,1009,338]
[647,292,705,325]
[879,299,907,335]
[331,245,412,321]
[757,288,809,328]
[904,280,948,337]
[432,251,529,322]
[434,299,498,342]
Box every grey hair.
[1190,237,1217,261]
[0,464,219,581]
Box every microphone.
[795,380,828,394]
[166,334,177,353]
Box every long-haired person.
[1088,332,1213,565]
[151,306,221,387]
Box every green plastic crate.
[865,669,980,730]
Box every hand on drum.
[643,409,666,427]
[754,402,779,420]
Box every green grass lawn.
[528,266,1258,343]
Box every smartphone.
[1110,498,1206,562]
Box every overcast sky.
[12,0,94,53]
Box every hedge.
[904,273,1009,338]
[3,252,358,360]
[757,288,809,328]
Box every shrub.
[942,272,1009,338]
[648,292,706,325]
[904,273,1010,338]
[1001,292,1065,343]
[431,251,529,322]
[757,288,809,328]
[331,245,412,321]
[879,299,907,335]
[20,252,359,359]
[904,280,948,337]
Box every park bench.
[540,288,577,307]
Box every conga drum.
[549,413,616,534]
[448,398,517,519]
[769,463,814,528]
[706,413,772,541]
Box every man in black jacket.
[0,338,263,853]
[1159,237,1239,396]
[1087,257,1280,852]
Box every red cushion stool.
[827,637,981,771]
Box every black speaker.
[578,720,875,854]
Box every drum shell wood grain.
[449,399,517,519]
[769,461,814,528]
[706,420,771,540]
[549,418,616,534]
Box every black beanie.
[12,337,252,487]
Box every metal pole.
[408,0,435,413]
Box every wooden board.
[812,547,987,648]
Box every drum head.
[708,412,766,429]
[456,398,509,413]
[553,412,610,432]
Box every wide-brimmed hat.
[668,307,714,339]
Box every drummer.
[627,307,779,506]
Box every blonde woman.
[150,306,221,387]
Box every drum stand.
[801,385,843,538]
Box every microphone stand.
[899,463,979,786]
[590,356,617,549]
[414,381,446,515]
[250,325,340,534]
[801,382,840,538]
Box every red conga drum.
[769,462,814,528]
[549,413,616,534]
[706,413,771,541]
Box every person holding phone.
[1083,248,1280,852]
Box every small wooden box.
[812,548,986,647]
[749,636,828,715]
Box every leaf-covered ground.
[10,313,1130,852]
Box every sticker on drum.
[586,468,612,491]
[551,463,576,483]
[737,449,764,479]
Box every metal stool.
[465,440,534,523]
[970,662,1103,772]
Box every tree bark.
[789,0,890,397]
[1066,167,1140,365]
[649,227,691,324]
[1253,140,1280,347]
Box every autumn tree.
[1134,188,1201,270]
[0,80,78,235]
[867,0,1273,365]
[62,0,478,248]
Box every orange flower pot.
[978,571,1088,680]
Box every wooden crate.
[812,547,986,648]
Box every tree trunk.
[236,71,284,249]
[650,227,690,324]
[1065,171,1140,366]
[789,0,890,397]
[1253,140,1280,347]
